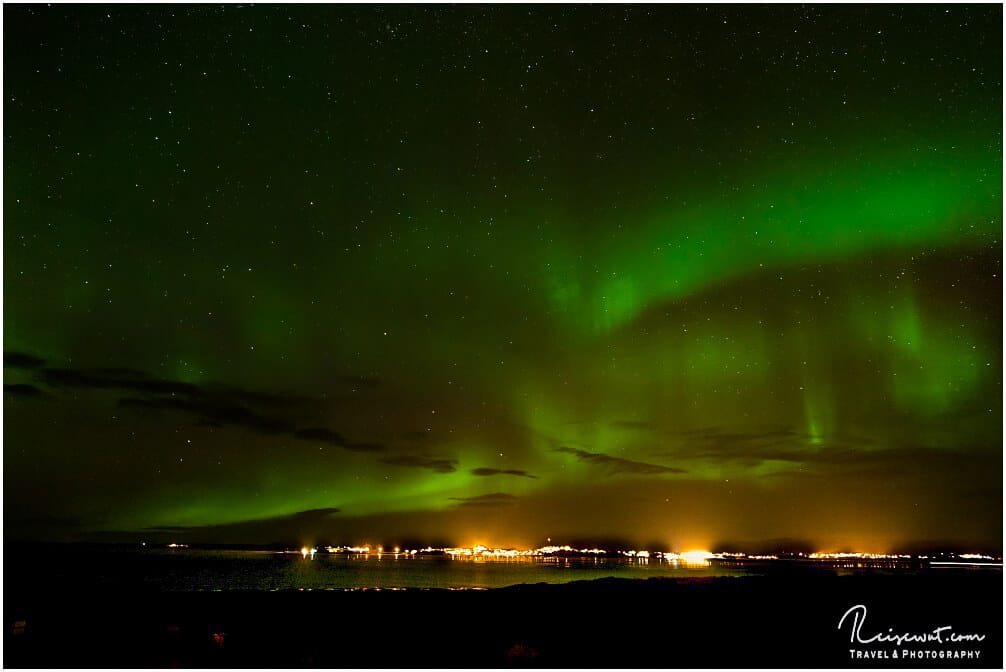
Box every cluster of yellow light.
[473,548,531,558]
[300,546,317,559]
[678,550,716,564]
[326,545,419,555]
[435,544,609,558]
[621,550,651,558]
[808,552,911,560]
[165,543,189,549]
[445,545,536,558]
[620,550,716,564]
[434,546,720,563]
[538,544,573,554]
[311,544,1000,564]
[322,543,720,561]
[328,545,363,553]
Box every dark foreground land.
[4,570,1002,668]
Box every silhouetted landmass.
[5,567,1000,668]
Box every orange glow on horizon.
[679,550,715,565]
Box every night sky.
[4,5,1002,552]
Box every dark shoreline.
[5,571,1002,668]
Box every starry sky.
[4,5,1002,552]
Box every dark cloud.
[648,425,1003,483]
[652,428,810,467]
[4,351,46,369]
[346,442,386,453]
[119,396,295,434]
[13,358,387,455]
[652,427,924,475]
[40,367,199,396]
[757,444,1003,481]
[554,447,686,476]
[449,492,519,507]
[4,383,49,399]
[381,455,457,473]
[212,385,311,408]
[679,426,800,440]
[21,360,314,410]
[97,366,152,377]
[294,427,384,452]
[674,426,804,447]
[471,467,537,479]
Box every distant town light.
[680,550,714,564]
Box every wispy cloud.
[4,383,49,399]
[293,427,384,452]
[381,455,457,473]
[3,351,46,369]
[554,446,685,476]
[10,352,386,453]
[120,396,295,434]
[471,467,536,479]
[449,492,518,507]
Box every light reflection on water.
[272,553,737,591]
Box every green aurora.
[4,5,1002,552]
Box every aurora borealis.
[4,5,1002,552]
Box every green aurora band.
[4,5,1002,552]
